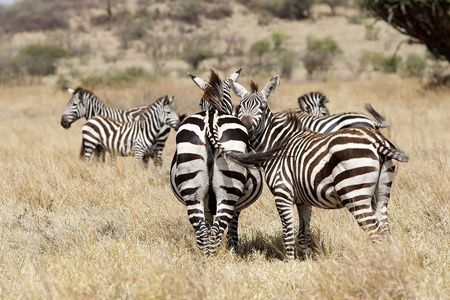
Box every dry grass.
[0,76,449,299]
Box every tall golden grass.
[0,76,449,299]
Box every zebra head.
[162,95,181,130]
[188,67,243,115]
[230,75,280,139]
[298,92,330,116]
[61,87,89,129]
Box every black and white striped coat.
[231,76,409,259]
[80,95,180,167]
[287,91,390,132]
[61,87,173,166]
[170,69,274,255]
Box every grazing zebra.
[61,87,175,166]
[170,69,277,256]
[230,76,409,259]
[80,95,180,167]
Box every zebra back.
[61,87,143,128]
[231,76,409,259]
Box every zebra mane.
[282,109,305,132]
[74,87,95,97]
[203,69,225,113]
[250,81,259,92]
[136,95,166,119]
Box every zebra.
[182,67,266,249]
[170,69,278,256]
[230,75,409,259]
[61,87,176,166]
[80,95,181,167]
[297,91,390,130]
[297,91,330,116]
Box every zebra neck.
[86,95,107,119]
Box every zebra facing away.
[80,95,180,168]
[230,76,409,259]
[61,87,175,166]
[180,67,266,250]
[292,91,390,132]
[170,69,278,256]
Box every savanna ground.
[0,74,449,299]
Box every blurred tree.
[360,0,450,62]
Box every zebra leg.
[226,211,241,250]
[274,195,297,259]
[152,150,164,167]
[296,203,312,258]
[375,159,397,234]
[343,194,386,242]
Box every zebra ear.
[169,95,175,104]
[261,75,280,99]
[188,73,207,91]
[229,80,248,98]
[67,88,75,95]
[228,66,243,82]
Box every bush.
[80,67,154,89]
[359,50,385,71]
[242,0,313,20]
[379,55,402,73]
[250,40,271,57]
[15,44,70,77]
[271,31,290,52]
[302,36,342,78]
[279,52,298,79]
[401,53,426,77]
[182,48,214,70]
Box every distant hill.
[0,0,436,87]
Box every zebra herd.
[61,68,408,259]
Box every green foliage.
[346,14,365,24]
[307,35,342,55]
[242,0,313,20]
[279,52,298,79]
[360,0,450,62]
[359,50,385,71]
[401,53,426,78]
[182,48,214,70]
[379,55,402,73]
[14,44,69,77]
[303,36,342,78]
[271,31,290,52]
[80,67,155,89]
[250,40,271,57]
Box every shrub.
[15,44,70,77]
[359,50,385,71]
[250,40,271,58]
[401,53,426,77]
[182,48,214,70]
[271,31,290,52]
[379,55,402,73]
[302,36,342,79]
[346,14,365,25]
[241,0,313,20]
[279,52,298,79]
[170,0,202,26]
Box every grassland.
[0,75,449,299]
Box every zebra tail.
[377,143,409,163]
[79,143,86,160]
[365,103,390,128]
[222,141,285,169]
